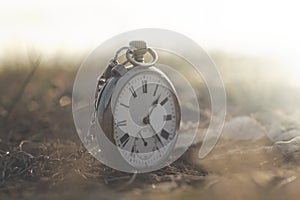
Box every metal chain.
[94,41,158,109]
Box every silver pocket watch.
[94,41,181,169]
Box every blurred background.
[1,0,300,200]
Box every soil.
[0,63,207,200]
[1,56,300,200]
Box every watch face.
[112,69,179,169]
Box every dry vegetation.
[1,52,300,200]
[0,55,208,200]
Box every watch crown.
[129,41,148,63]
[129,41,147,50]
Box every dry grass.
[1,52,300,199]
[0,57,207,199]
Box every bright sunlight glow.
[0,0,300,86]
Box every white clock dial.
[113,70,179,169]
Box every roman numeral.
[163,114,172,121]
[160,97,168,106]
[117,120,127,126]
[142,80,147,93]
[120,133,129,147]
[153,84,159,96]
[131,145,137,155]
[120,103,129,108]
[161,129,170,140]
[131,145,135,153]
[129,86,137,98]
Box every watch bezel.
[96,65,181,168]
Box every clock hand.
[145,95,161,122]
[155,134,164,147]
[148,122,156,134]
[138,132,148,146]
[142,94,161,125]
[148,122,164,147]
[151,94,161,106]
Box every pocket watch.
[94,41,181,169]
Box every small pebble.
[274,136,300,160]
[269,129,300,143]
[59,96,71,107]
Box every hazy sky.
[0,0,300,84]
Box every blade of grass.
[2,54,41,139]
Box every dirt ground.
[1,54,300,200]
[0,57,209,200]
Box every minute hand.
[148,94,161,117]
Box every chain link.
[94,41,158,109]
